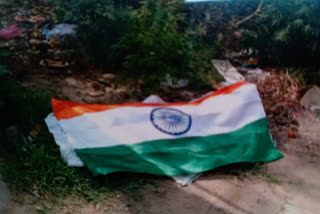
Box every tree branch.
[235,0,264,27]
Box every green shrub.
[121,0,211,92]
[186,0,320,66]
[239,0,320,66]
[55,0,133,68]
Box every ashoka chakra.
[150,107,192,135]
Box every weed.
[106,173,159,200]
[220,163,280,184]
[257,171,280,184]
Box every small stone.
[102,73,116,80]
[105,87,113,93]
[29,39,41,45]
[65,77,78,87]
[88,91,105,97]
[115,87,128,94]
[95,204,100,210]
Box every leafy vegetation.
[186,0,320,67]
[121,0,211,91]
[55,0,320,88]
[55,0,133,67]
[55,0,212,92]
[239,0,320,66]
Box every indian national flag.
[45,82,283,176]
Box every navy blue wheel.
[150,107,192,136]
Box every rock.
[102,73,116,80]
[300,86,320,112]
[163,74,190,89]
[115,87,128,94]
[29,39,41,45]
[45,59,69,68]
[65,77,78,87]
[143,95,167,104]
[88,90,105,97]
[105,87,114,93]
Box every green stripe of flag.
[75,118,283,176]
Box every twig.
[235,0,264,27]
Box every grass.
[218,163,280,184]
[0,75,156,203]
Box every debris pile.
[257,72,301,132]
[0,2,78,72]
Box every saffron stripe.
[52,82,248,120]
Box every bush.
[238,0,320,66]
[121,0,211,92]
[55,0,133,68]
[185,0,320,67]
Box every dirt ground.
[1,104,320,214]
[1,71,320,214]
